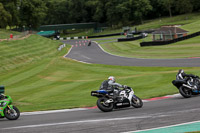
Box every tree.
[0,3,11,28]
[0,0,20,28]
[175,0,193,14]
[19,0,47,29]
[191,0,200,12]
[92,0,107,23]
[105,0,131,27]
[44,0,70,24]
[158,0,175,17]
[131,0,152,24]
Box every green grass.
[0,29,24,39]
[99,36,200,59]
[0,34,200,112]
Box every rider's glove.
[123,85,127,89]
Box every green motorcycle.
[0,86,20,120]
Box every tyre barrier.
[57,44,66,51]
[53,36,87,40]
[140,31,200,47]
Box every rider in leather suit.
[176,69,198,80]
[177,69,200,90]
[100,76,127,99]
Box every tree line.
[0,0,200,30]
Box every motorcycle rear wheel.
[179,86,192,98]
[4,106,20,120]
[132,95,143,108]
[97,97,113,112]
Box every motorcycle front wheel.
[4,106,20,120]
[132,95,143,108]
[179,86,192,98]
[97,97,114,112]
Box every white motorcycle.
[91,86,143,112]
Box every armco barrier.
[118,35,143,42]
[140,31,200,47]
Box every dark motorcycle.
[172,76,200,98]
[91,86,143,112]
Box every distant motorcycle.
[172,76,200,98]
[91,86,143,112]
[0,86,20,120]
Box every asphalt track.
[64,40,200,67]
[1,39,200,133]
[1,94,200,133]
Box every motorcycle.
[0,86,20,120]
[91,86,143,112]
[172,76,200,98]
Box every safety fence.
[140,31,200,47]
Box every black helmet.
[179,69,184,73]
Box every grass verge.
[1,35,200,112]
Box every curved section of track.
[64,40,200,67]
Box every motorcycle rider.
[177,69,199,80]
[0,94,4,100]
[176,69,200,90]
[100,76,127,99]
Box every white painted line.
[71,59,91,64]
[81,55,91,60]
[2,115,154,129]
[63,46,72,57]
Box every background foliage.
[0,0,200,29]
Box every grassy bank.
[0,34,200,112]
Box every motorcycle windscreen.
[0,86,4,94]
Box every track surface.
[64,40,200,67]
[1,40,200,133]
[1,95,200,133]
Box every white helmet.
[108,76,115,82]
